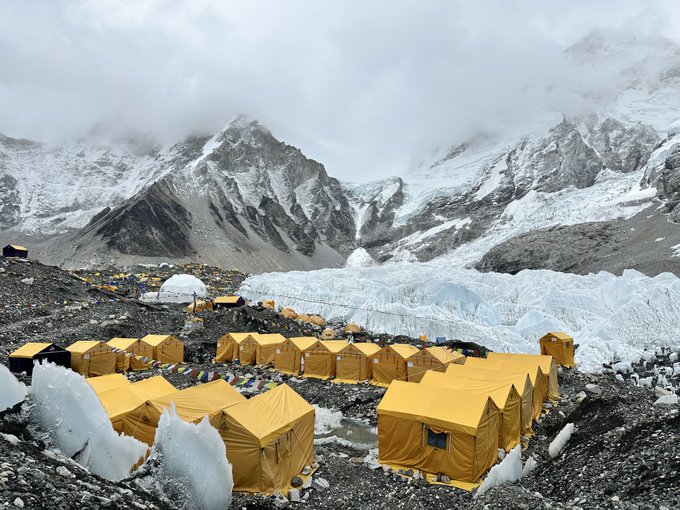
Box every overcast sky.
[1,0,679,181]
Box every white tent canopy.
[150,274,208,303]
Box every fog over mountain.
[1,0,679,181]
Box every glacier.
[240,264,680,373]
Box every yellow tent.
[215,332,257,362]
[279,307,298,319]
[186,299,213,313]
[274,337,318,374]
[320,328,337,340]
[262,300,276,310]
[335,343,381,383]
[421,371,521,451]
[301,340,347,379]
[540,332,576,368]
[8,342,71,375]
[377,380,500,487]
[342,323,361,334]
[122,380,246,445]
[86,373,130,393]
[107,338,153,372]
[215,384,314,494]
[96,385,146,433]
[370,344,420,387]
[140,334,184,364]
[445,363,535,433]
[486,352,559,400]
[213,296,245,308]
[67,341,117,377]
[465,357,548,415]
[238,334,286,365]
[406,347,466,383]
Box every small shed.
[9,342,70,375]
[2,245,28,258]
[66,341,117,377]
[406,346,466,383]
[140,334,184,363]
[540,332,576,368]
[214,296,246,309]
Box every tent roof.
[377,380,493,435]
[421,371,516,408]
[149,391,218,423]
[87,373,130,394]
[226,384,314,447]
[418,346,464,364]
[251,333,286,346]
[67,340,108,354]
[288,337,320,351]
[130,376,176,399]
[541,332,572,341]
[384,344,420,359]
[214,296,243,304]
[179,380,246,413]
[320,340,349,353]
[445,363,532,392]
[140,334,178,346]
[97,386,145,420]
[464,357,543,384]
[7,245,28,251]
[107,338,140,350]
[340,343,381,356]
[10,342,55,359]
[222,332,257,343]
[487,352,555,375]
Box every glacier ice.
[0,363,26,411]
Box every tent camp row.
[377,351,561,488]
[87,373,314,494]
[9,335,184,377]
[215,333,466,384]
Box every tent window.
[427,428,447,449]
[276,432,292,463]
[565,341,571,348]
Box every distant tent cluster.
[8,334,185,378]
[86,373,314,494]
[377,350,564,488]
[214,333,467,385]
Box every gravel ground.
[1,258,679,509]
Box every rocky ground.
[1,258,679,509]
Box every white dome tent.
[146,274,208,303]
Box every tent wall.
[9,350,71,375]
[406,352,445,383]
[486,353,558,400]
[215,333,254,362]
[274,342,301,374]
[540,333,576,368]
[303,346,334,379]
[336,351,370,383]
[238,336,258,365]
[371,348,408,386]
[256,343,280,365]
[154,338,184,363]
[69,345,116,377]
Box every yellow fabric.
[486,352,559,400]
[129,376,176,400]
[262,300,276,309]
[301,340,334,379]
[215,332,256,362]
[274,337,318,374]
[420,371,521,451]
[122,383,244,446]
[445,363,534,434]
[238,334,260,365]
[320,328,337,340]
[67,341,116,377]
[343,323,361,334]
[464,357,548,417]
[335,343,381,383]
[405,347,466,383]
[279,308,297,319]
[371,344,420,386]
[218,384,314,494]
[9,244,28,251]
[107,338,152,372]
[96,386,145,433]
[10,342,53,359]
[306,315,325,326]
[239,334,286,365]
[540,332,576,368]
[186,300,213,313]
[87,373,130,393]
[377,381,500,483]
[140,335,184,363]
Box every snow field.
[30,362,148,481]
[241,265,680,373]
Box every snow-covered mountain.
[2,31,680,275]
